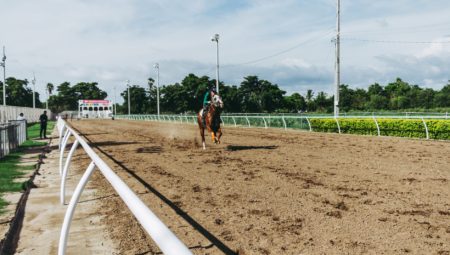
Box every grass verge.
[0,122,53,214]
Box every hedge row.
[309,118,450,140]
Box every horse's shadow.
[226,145,278,151]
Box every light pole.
[113,86,117,116]
[127,80,131,116]
[153,63,160,118]
[334,0,341,117]
[46,91,48,110]
[211,34,220,93]
[1,46,6,106]
[32,73,36,108]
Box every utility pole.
[211,34,220,93]
[1,46,6,106]
[334,0,341,117]
[154,63,160,118]
[32,73,36,108]
[127,80,131,116]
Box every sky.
[1,0,450,103]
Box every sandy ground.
[69,119,450,255]
[15,130,116,254]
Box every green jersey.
[203,91,210,106]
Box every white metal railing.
[115,113,450,140]
[56,117,192,255]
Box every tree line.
[1,74,450,114]
[117,75,450,114]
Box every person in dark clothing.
[39,111,48,139]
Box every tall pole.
[154,63,160,118]
[32,73,36,108]
[127,80,130,116]
[46,90,49,110]
[211,34,220,93]
[113,86,117,115]
[1,46,6,106]
[334,0,340,117]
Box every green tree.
[1,77,42,107]
[121,85,149,114]
[283,93,306,113]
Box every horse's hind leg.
[200,128,206,150]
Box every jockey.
[202,87,217,126]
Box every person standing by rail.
[39,110,48,139]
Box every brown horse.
[197,94,224,150]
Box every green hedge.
[310,118,450,140]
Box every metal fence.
[56,117,192,255]
[115,113,450,140]
[0,120,27,159]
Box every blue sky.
[2,0,450,103]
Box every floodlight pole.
[127,80,130,116]
[334,0,341,117]
[154,63,160,119]
[211,34,220,93]
[32,73,36,108]
[1,46,6,106]
[113,86,117,115]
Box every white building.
[78,100,113,119]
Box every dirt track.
[70,119,450,255]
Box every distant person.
[17,113,26,121]
[39,110,48,139]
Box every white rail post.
[58,161,97,255]
[184,116,188,123]
[245,116,250,127]
[306,117,312,132]
[232,116,236,127]
[421,117,429,139]
[282,116,287,130]
[262,117,267,129]
[335,117,341,134]
[60,140,80,205]
[59,129,71,176]
[58,125,66,149]
[220,116,225,126]
[192,116,196,124]
[373,116,380,137]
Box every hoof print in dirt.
[215,218,224,225]
[326,211,342,218]
[334,201,348,211]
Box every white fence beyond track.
[56,118,192,255]
[0,105,51,123]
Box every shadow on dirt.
[89,141,139,147]
[136,146,163,153]
[226,145,278,151]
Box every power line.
[343,38,450,44]
[222,29,335,68]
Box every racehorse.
[197,94,224,150]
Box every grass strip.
[0,123,52,214]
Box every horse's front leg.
[216,128,222,144]
[211,132,216,143]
